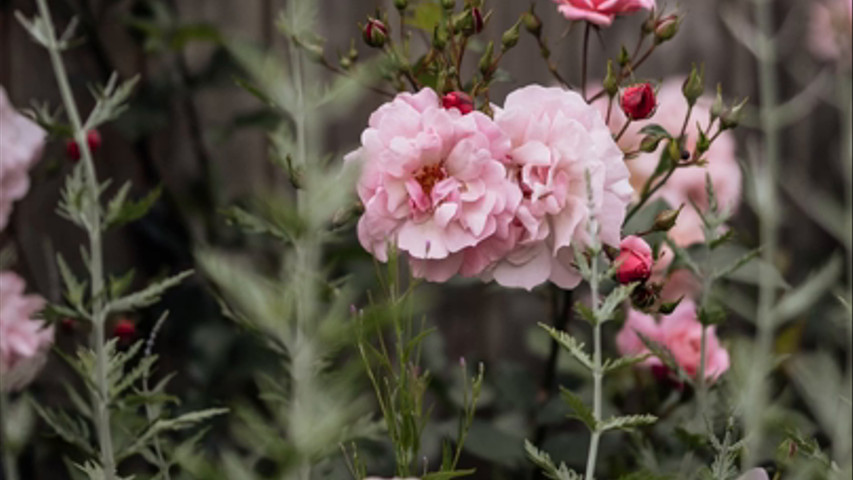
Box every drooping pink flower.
[0,86,46,231]
[599,78,742,249]
[617,300,729,381]
[554,0,656,27]
[808,0,852,61]
[349,88,522,282]
[615,235,653,284]
[0,271,53,392]
[484,85,633,290]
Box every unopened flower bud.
[620,83,657,120]
[618,46,631,67]
[363,18,388,48]
[472,8,485,34]
[642,13,657,35]
[394,0,408,10]
[654,14,680,43]
[652,205,683,232]
[501,20,521,51]
[523,10,542,36]
[433,23,448,50]
[631,283,661,310]
[603,60,619,97]
[113,318,136,343]
[66,130,102,162]
[441,0,455,10]
[697,129,710,154]
[720,97,748,130]
[711,84,725,120]
[615,236,653,284]
[479,40,494,75]
[442,91,475,115]
[682,64,705,106]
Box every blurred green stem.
[584,248,602,480]
[35,0,115,477]
[0,392,20,480]
[746,0,779,467]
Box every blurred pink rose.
[485,85,633,290]
[616,299,729,381]
[554,0,656,27]
[349,88,522,282]
[599,78,741,248]
[0,271,53,392]
[0,86,46,231]
[809,0,852,61]
[615,235,653,284]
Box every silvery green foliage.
[16,3,224,479]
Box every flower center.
[415,164,447,196]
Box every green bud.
[479,40,494,76]
[653,14,680,44]
[652,205,683,232]
[618,45,631,67]
[640,135,664,153]
[433,23,448,50]
[501,20,521,51]
[711,84,725,120]
[347,39,359,61]
[603,60,619,97]
[667,139,682,164]
[441,0,455,10]
[682,63,705,106]
[697,128,710,154]
[394,0,408,10]
[340,56,352,70]
[720,97,748,130]
[658,296,684,315]
[523,10,542,36]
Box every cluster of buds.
[65,129,101,161]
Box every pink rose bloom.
[615,235,653,284]
[616,299,729,381]
[0,86,46,231]
[484,85,633,290]
[0,271,53,392]
[598,78,741,249]
[809,0,852,61]
[554,0,656,27]
[349,88,522,282]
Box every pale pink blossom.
[616,300,730,381]
[485,85,633,290]
[737,469,770,480]
[0,86,46,231]
[0,271,53,392]
[599,78,741,249]
[349,88,522,282]
[554,0,656,27]
[809,0,852,61]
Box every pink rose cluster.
[0,271,53,392]
[616,299,729,382]
[809,0,852,61]
[349,86,632,290]
[554,0,656,27]
[0,86,46,231]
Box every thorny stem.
[34,0,115,477]
[584,242,603,480]
[1,392,20,480]
[745,0,780,468]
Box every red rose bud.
[615,235,654,284]
[620,83,657,120]
[113,318,136,343]
[442,91,474,114]
[363,18,388,48]
[65,130,102,161]
[471,8,485,34]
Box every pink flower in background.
[809,0,852,61]
[485,85,633,290]
[0,86,46,231]
[0,271,53,392]
[348,88,522,282]
[736,469,770,480]
[600,78,742,248]
[554,0,656,27]
[615,235,653,284]
[616,300,729,381]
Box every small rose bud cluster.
[65,129,101,162]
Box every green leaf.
[406,0,443,32]
[539,324,593,371]
[170,23,221,49]
[524,440,582,480]
[104,185,163,230]
[108,270,192,313]
[559,387,596,432]
[117,408,228,461]
[57,253,87,311]
[220,206,289,242]
[599,414,657,432]
[422,470,477,480]
[602,353,652,373]
[30,401,96,457]
[84,73,140,131]
[773,255,843,326]
[109,269,136,300]
[598,283,636,323]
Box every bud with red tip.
[441,91,474,115]
[471,8,484,34]
[113,318,136,343]
[615,235,654,284]
[66,130,102,161]
[653,14,680,44]
[363,18,388,48]
[620,83,657,120]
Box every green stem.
[746,0,780,467]
[1,392,20,480]
[34,0,115,477]
[585,243,602,480]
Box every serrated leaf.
[599,414,657,432]
[57,253,87,311]
[84,73,140,131]
[117,408,228,461]
[524,440,582,480]
[30,401,96,457]
[603,353,651,373]
[711,247,762,281]
[109,269,136,300]
[559,387,597,432]
[220,206,289,242]
[108,270,192,313]
[638,124,672,139]
[104,185,163,230]
[598,283,636,323]
[539,324,593,371]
